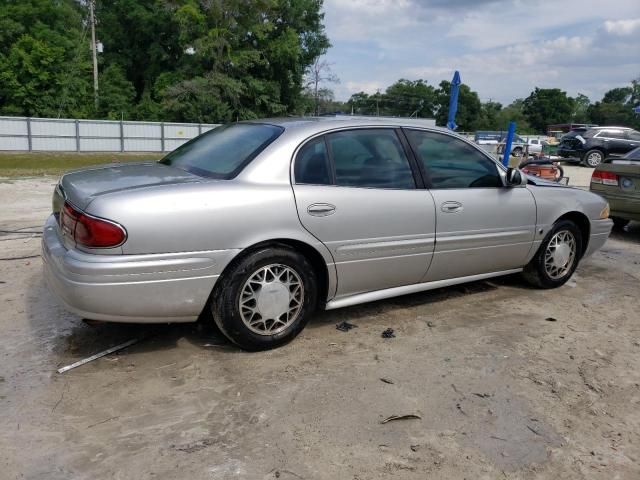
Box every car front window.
[160,123,284,179]
[405,129,502,189]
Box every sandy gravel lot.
[1,169,639,480]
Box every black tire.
[582,149,604,167]
[522,220,583,289]
[211,247,318,351]
[611,217,630,229]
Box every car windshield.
[160,123,284,179]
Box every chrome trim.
[325,268,523,310]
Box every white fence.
[0,116,221,152]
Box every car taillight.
[60,201,126,248]
[591,170,619,186]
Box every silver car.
[42,118,613,350]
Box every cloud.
[323,0,640,103]
[604,18,640,35]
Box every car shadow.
[308,274,525,329]
[609,221,640,245]
[27,267,535,361]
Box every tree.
[305,58,339,115]
[522,88,575,133]
[382,79,436,118]
[587,79,640,129]
[572,93,591,123]
[0,0,92,117]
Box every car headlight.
[599,203,610,219]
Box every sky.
[321,0,640,105]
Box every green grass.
[0,152,164,177]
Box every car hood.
[525,175,568,188]
[60,161,202,209]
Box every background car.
[590,146,640,229]
[43,118,612,351]
[558,126,640,167]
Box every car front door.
[291,128,436,298]
[404,129,537,282]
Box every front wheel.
[522,220,582,289]
[211,247,317,351]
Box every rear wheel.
[583,149,604,167]
[523,220,582,289]
[211,247,317,351]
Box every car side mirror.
[506,167,526,187]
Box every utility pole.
[89,0,99,110]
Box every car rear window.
[160,123,284,179]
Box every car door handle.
[441,201,463,213]
[307,203,336,216]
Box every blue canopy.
[446,71,461,130]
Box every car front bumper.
[583,218,613,258]
[41,215,240,323]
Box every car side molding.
[324,268,523,310]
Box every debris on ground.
[545,317,558,322]
[335,321,357,332]
[426,321,435,328]
[381,328,395,338]
[410,444,420,452]
[472,392,492,399]
[57,338,141,374]
[380,377,394,384]
[380,414,422,424]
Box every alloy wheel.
[586,151,602,167]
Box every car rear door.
[404,128,537,282]
[291,128,436,298]
[599,129,631,156]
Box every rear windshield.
[160,123,284,179]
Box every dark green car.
[590,147,640,228]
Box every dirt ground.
[1,168,639,480]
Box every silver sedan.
[42,118,613,350]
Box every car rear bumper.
[41,215,240,323]
[590,188,640,221]
[583,218,613,258]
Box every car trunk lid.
[58,161,202,210]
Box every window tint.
[627,130,640,141]
[599,130,625,139]
[405,129,502,189]
[160,123,283,179]
[294,137,331,185]
[326,129,415,189]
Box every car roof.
[590,126,633,131]
[245,116,443,136]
